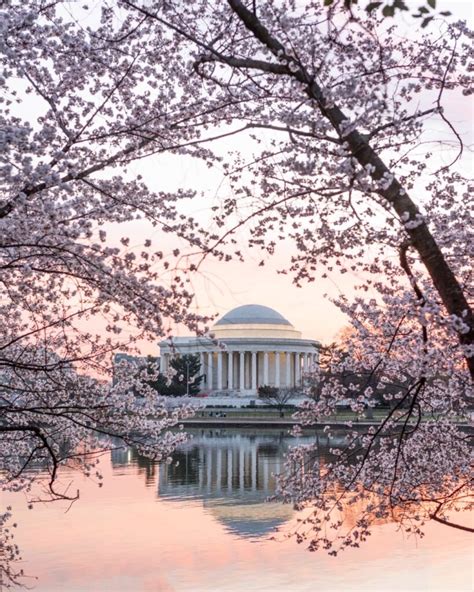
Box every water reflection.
[111,446,157,486]
[112,428,320,538]
[161,430,299,538]
[160,431,289,497]
[4,428,473,592]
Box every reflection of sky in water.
[7,428,471,592]
[113,428,319,539]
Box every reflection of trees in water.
[167,448,201,485]
[109,428,350,492]
[256,442,280,458]
[110,447,156,486]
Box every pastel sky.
[101,1,473,354]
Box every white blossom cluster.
[0,0,472,572]
[147,0,472,551]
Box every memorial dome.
[215,304,291,326]
[212,304,301,339]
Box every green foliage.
[151,354,203,397]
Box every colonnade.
[160,348,318,393]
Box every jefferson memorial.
[158,304,319,395]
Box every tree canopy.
[152,354,203,397]
[0,0,472,577]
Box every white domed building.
[158,304,319,396]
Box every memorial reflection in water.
[6,429,472,592]
[111,429,324,538]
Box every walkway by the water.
[181,412,472,430]
[182,416,386,429]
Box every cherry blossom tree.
[0,3,228,582]
[0,0,226,546]
[118,0,473,548]
[1,0,472,574]
[325,0,453,28]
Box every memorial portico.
[159,304,320,396]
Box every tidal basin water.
[6,428,472,592]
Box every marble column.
[239,351,245,391]
[251,351,257,391]
[286,352,291,387]
[302,353,309,386]
[275,352,280,387]
[295,352,301,387]
[227,351,233,390]
[207,352,213,390]
[263,351,269,385]
[217,351,223,390]
[159,353,166,373]
[263,458,269,491]
[200,352,205,387]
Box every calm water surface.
[5,428,473,592]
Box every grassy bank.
[187,406,471,425]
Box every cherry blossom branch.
[366,107,438,141]
[196,186,349,266]
[226,0,473,377]
[430,516,474,533]
[435,34,463,172]
[0,425,77,502]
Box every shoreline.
[181,416,473,430]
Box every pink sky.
[100,1,474,356]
